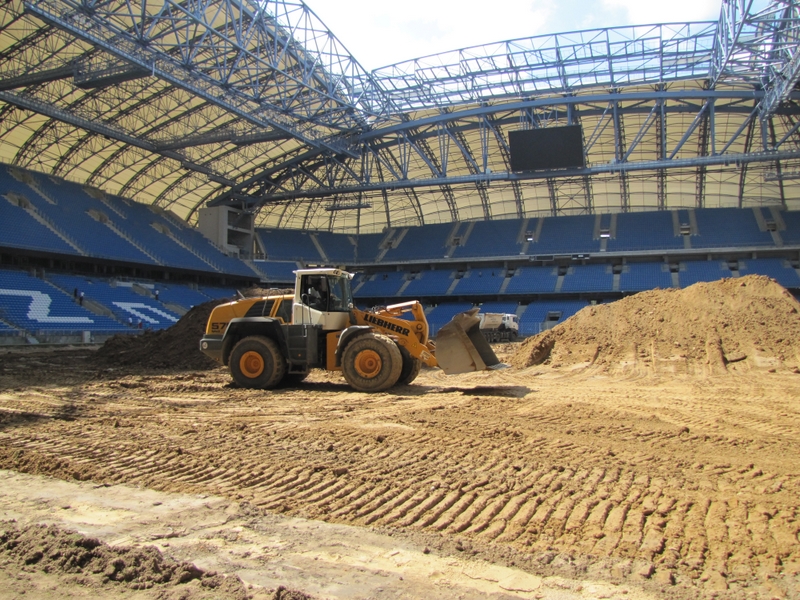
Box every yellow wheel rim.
[354,349,382,378]
[240,350,265,378]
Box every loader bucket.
[435,308,508,375]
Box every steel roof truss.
[668,98,710,159]
[24,0,359,157]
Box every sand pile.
[95,300,222,370]
[95,288,294,371]
[0,523,248,598]
[511,275,800,374]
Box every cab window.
[300,274,351,312]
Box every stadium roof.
[1,0,799,234]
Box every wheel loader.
[199,268,505,392]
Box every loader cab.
[293,268,354,330]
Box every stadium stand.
[399,270,454,297]
[451,269,505,295]
[561,264,614,292]
[45,273,180,330]
[252,260,299,284]
[619,263,674,292]
[198,286,238,301]
[0,269,130,334]
[0,190,79,255]
[451,219,524,258]
[692,208,773,248]
[679,260,733,287]
[529,215,598,255]
[738,258,800,288]
[381,223,454,262]
[147,285,212,310]
[779,211,800,244]
[351,232,387,263]
[606,211,682,252]
[0,319,22,336]
[313,231,358,264]
[257,229,320,262]
[504,266,559,294]
[353,271,406,297]
[9,172,158,265]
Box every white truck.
[478,312,519,342]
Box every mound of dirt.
[95,288,294,371]
[0,522,248,598]
[95,300,222,370]
[511,275,800,375]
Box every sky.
[309,0,723,71]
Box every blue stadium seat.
[252,261,299,283]
[0,269,131,334]
[529,215,599,255]
[381,223,453,261]
[353,232,387,263]
[607,211,682,251]
[738,259,800,287]
[0,190,78,255]
[313,231,358,264]
[692,208,773,248]
[354,271,405,297]
[504,266,558,294]
[561,264,613,292]
[257,229,321,262]
[452,219,524,258]
[400,270,454,297]
[779,211,800,244]
[44,273,180,330]
[452,269,505,295]
[620,263,673,292]
[679,261,732,287]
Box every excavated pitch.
[0,276,799,599]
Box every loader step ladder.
[285,324,320,370]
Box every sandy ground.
[0,276,799,599]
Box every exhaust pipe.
[435,308,508,374]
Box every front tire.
[230,336,285,389]
[342,333,402,392]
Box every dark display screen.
[509,125,585,171]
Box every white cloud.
[601,0,720,25]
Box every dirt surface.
[0,276,799,599]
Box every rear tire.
[230,336,285,389]
[342,333,402,392]
[397,345,421,386]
